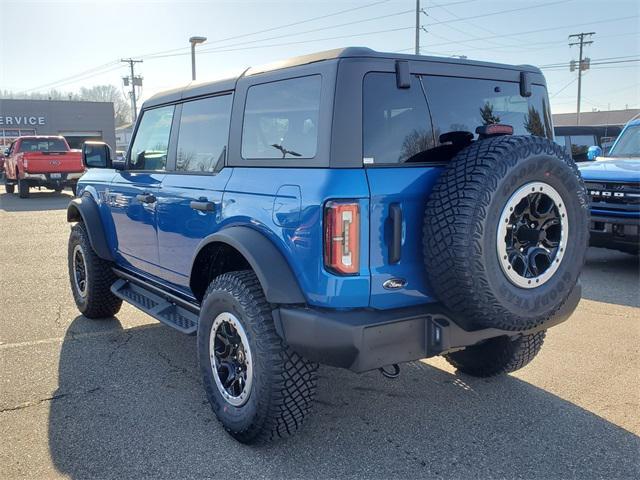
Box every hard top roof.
[144,46,542,108]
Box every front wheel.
[68,223,122,318]
[198,270,318,444]
[444,331,546,377]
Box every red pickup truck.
[3,136,84,198]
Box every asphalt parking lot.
[0,186,638,479]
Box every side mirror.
[82,142,112,169]
[112,156,126,171]
[587,145,603,161]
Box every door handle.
[136,193,156,203]
[389,203,402,264]
[190,200,217,212]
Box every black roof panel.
[143,46,542,108]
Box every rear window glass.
[363,73,435,164]
[19,138,67,152]
[422,76,553,143]
[242,75,321,160]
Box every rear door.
[364,70,554,309]
[363,72,442,309]
[155,93,234,288]
[107,105,174,276]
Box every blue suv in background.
[67,48,588,443]
[580,119,640,254]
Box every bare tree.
[1,85,131,126]
[78,85,131,126]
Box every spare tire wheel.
[423,135,589,331]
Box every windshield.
[609,125,640,157]
[19,138,68,152]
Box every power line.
[144,9,415,59]
[426,0,573,27]
[539,55,640,68]
[17,0,394,92]
[550,77,579,98]
[542,58,639,70]
[149,26,416,60]
[135,0,392,59]
[17,61,121,94]
[409,15,638,50]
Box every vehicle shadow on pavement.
[48,316,640,479]
[581,247,640,308]
[0,190,72,212]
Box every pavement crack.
[107,331,133,362]
[1,387,102,413]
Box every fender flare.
[66,196,114,261]
[191,226,306,305]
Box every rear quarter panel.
[223,168,371,308]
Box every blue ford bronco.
[67,48,588,443]
[579,119,640,254]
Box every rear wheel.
[18,179,29,198]
[68,223,122,318]
[424,135,589,331]
[198,270,318,444]
[444,331,546,377]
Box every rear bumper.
[21,172,83,186]
[274,283,581,373]
[589,213,640,252]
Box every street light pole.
[189,36,207,81]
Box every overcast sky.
[1,0,638,114]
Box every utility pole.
[568,32,594,125]
[415,0,421,55]
[121,58,143,123]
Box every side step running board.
[110,278,199,335]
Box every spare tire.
[423,135,588,331]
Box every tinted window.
[176,95,232,172]
[569,134,596,160]
[609,125,640,157]
[19,138,67,152]
[554,135,566,147]
[129,105,174,171]
[422,76,553,143]
[242,75,321,159]
[363,73,434,164]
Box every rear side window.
[176,94,232,173]
[363,73,435,164]
[422,76,553,142]
[242,75,321,160]
[129,105,174,171]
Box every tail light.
[324,201,360,275]
[22,156,28,169]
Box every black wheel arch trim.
[66,196,114,262]
[190,226,306,305]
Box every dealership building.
[0,99,116,150]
